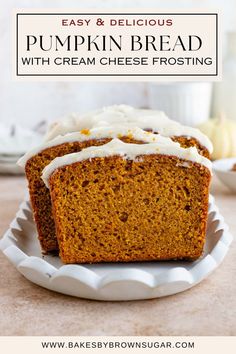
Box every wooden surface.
[0,175,235,336]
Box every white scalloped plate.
[0,195,233,301]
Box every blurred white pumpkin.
[198,113,236,160]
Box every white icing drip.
[44,105,213,153]
[42,138,212,188]
[17,126,172,168]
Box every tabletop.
[0,175,235,336]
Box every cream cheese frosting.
[42,138,212,188]
[17,126,172,168]
[44,105,213,154]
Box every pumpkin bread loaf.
[18,124,211,254]
[18,106,213,256]
[43,139,211,264]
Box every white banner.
[14,9,220,81]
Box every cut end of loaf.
[49,154,211,264]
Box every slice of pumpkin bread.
[43,139,211,264]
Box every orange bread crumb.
[49,154,211,264]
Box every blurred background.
[1,0,236,175]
